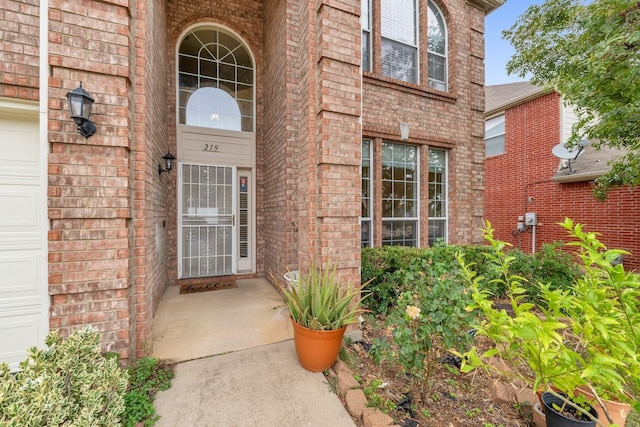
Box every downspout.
[40,0,50,334]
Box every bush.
[370,257,477,401]
[122,357,174,427]
[0,326,129,426]
[362,240,581,315]
[362,244,499,315]
[509,242,582,305]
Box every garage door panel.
[0,187,39,230]
[0,311,44,371]
[0,105,46,372]
[0,113,39,170]
[0,253,40,295]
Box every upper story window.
[381,0,418,84]
[427,2,447,91]
[363,0,449,91]
[178,26,254,132]
[485,114,505,156]
[362,0,372,72]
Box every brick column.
[297,0,362,285]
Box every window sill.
[363,72,457,103]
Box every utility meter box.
[525,212,538,226]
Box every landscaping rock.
[334,359,353,376]
[362,407,396,427]
[488,378,516,404]
[345,389,367,418]
[337,369,361,396]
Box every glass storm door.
[179,164,236,278]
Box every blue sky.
[484,0,545,86]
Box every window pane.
[381,0,417,83]
[428,54,446,85]
[428,148,447,244]
[428,219,446,246]
[381,39,417,84]
[362,31,371,72]
[361,220,372,247]
[361,140,372,247]
[362,0,370,30]
[178,26,254,132]
[381,0,416,45]
[427,3,446,55]
[382,220,417,246]
[485,135,506,157]
[427,1,447,91]
[485,115,505,156]
[382,142,418,247]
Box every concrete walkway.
[151,279,355,427]
[153,340,356,427]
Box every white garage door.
[0,102,48,371]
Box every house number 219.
[202,144,220,152]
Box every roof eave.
[466,0,506,14]
[552,171,604,184]
[485,88,553,117]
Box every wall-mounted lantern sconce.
[399,122,410,141]
[66,82,96,138]
[158,151,176,175]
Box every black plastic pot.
[542,392,599,427]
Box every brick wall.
[362,0,487,247]
[131,0,170,359]
[47,0,135,358]
[485,92,640,270]
[262,0,295,283]
[0,0,39,100]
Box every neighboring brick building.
[0,0,503,367]
[484,82,640,270]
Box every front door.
[179,164,236,278]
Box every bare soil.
[338,316,532,427]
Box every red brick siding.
[0,0,39,100]
[485,92,640,270]
[131,0,171,359]
[363,0,487,247]
[47,0,134,358]
[262,0,295,282]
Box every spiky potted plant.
[281,260,367,372]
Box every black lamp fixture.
[158,151,176,175]
[66,82,96,138]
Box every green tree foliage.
[504,0,640,199]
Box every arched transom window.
[178,26,254,132]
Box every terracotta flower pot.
[575,386,632,427]
[291,319,346,373]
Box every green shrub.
[122,357,174,427]
[361,241,580,314]
[0,326,129,427]
[508,242,582,305]
[371,258,476,401]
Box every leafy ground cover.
[339,315,530,427]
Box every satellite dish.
[551,140,589,174]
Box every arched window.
[178,26,254,132]
[427,1,447,91]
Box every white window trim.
[380,0,420,84]
[427,0,448,91]
[428,148,448,245]
[381,142,420,247]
